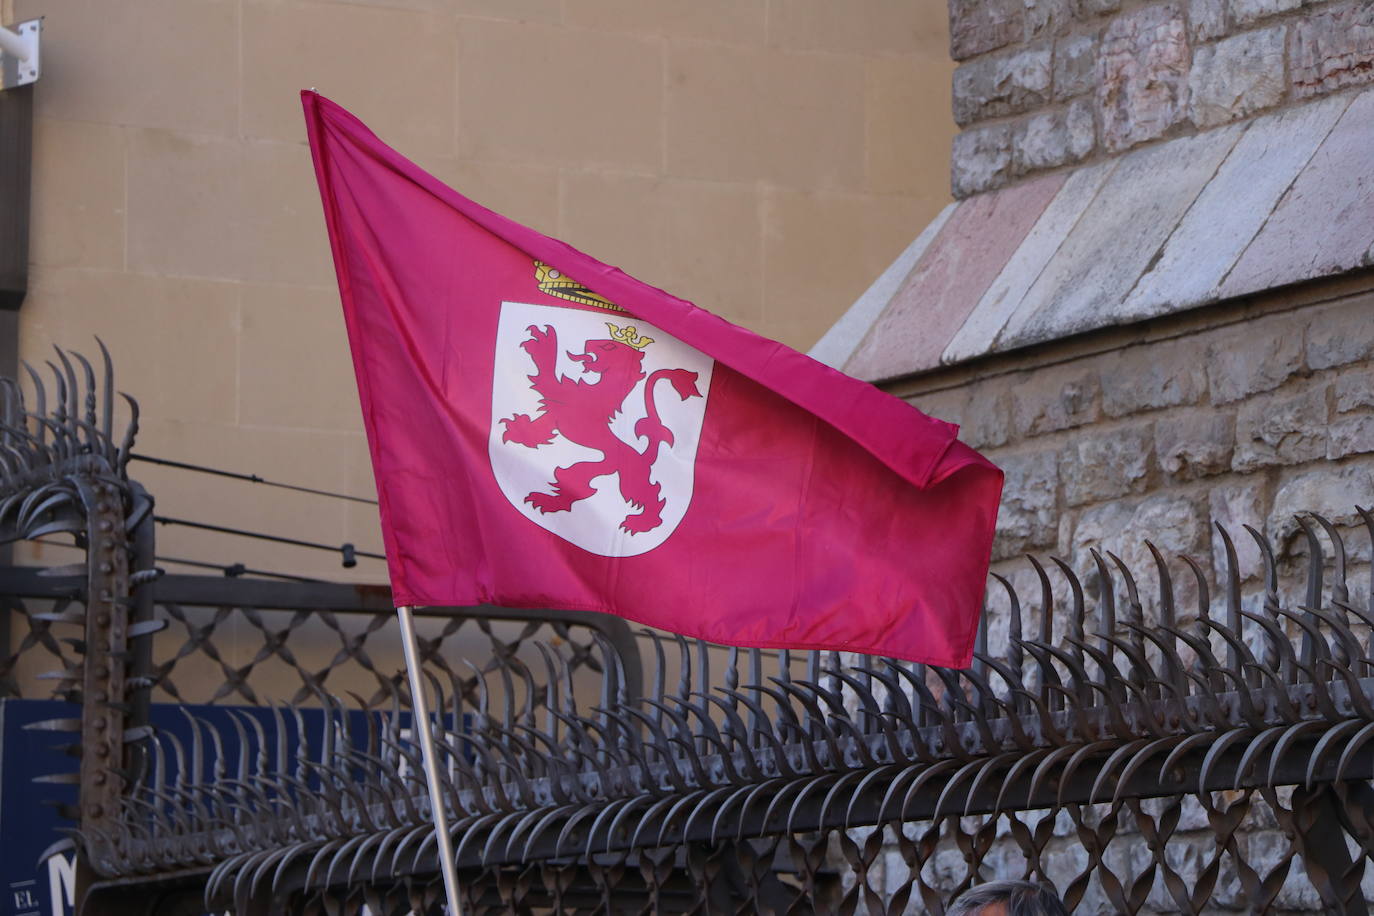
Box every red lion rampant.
[500,322,702,534]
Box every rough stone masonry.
[815,1,1374,911]
[949,0,1374,195]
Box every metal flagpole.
[396,605,465,916]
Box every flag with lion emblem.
[303,91,1002,667]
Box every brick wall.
[949,0,1374,196]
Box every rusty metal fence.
[4,350,1374,914]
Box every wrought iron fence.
[83,511,1374,915]
[5,348,1374,914]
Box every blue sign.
[1,699,456,916]
[1,700,78,916]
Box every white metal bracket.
[0,18,41,90]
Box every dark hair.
[947,881,1069,916]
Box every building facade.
[816,0,1374,909]
[5,0,953,582]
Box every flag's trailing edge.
[303,90,1003,668]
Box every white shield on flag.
[489,301,715,557]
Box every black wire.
[131,453,378,506]
[154,555,328,584]
[153,516,386,561]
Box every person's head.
[947,880,1069,916]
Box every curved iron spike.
[628,793,686,850]
[1266,719,1330,788]
[1296,516,1327,674]
[1086,738,1151,805]
[679,784,738,847]
[959,751,1022,819]
[897,758,964,824]
[1335,720,1374,783]
[1306,719,1364,790]
[1055,739,1119,810]
[1229,725,1287,792]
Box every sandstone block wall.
[949,0,1374,196]
[6,0,955,580]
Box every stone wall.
[880,280,1374,910]
[949,0,1374,196]
[909,284,1374,626]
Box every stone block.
[1291,1,1374,98]
[1282,863,1330,913]
[1011,366,1101,436]
[1148,837,1208,910]
[998,125,1243,349]
[239,141,334,288]
[1042,844,1092,910]
[1026,0,1077,40]
[1209,480,1268,582]
[769,0,939,55]
[1060,424,1154,506]
[126,129,244,281]
[846,174,1062,379]
[866,57,960,196]
[564,0,766,43]
[953,44,1054,125]
[911,388,966,431]
[14,0,238,135]
[991,450,1060,560]
[812,206,954,371]
[24,268,239,426]
[945,161,1117,364]
[240,284,362,432]
[1188,25,1287,128]
[245,1,454,155]
[462,20,661,171]
[1336,367,1374,413]
[951,124,1014,197]
[455,0,561,21]
[1157,411,1235,479]
[28,118,126,272]
[1190,0,1229,41]
[1123,95,1350,314]
[1097,4,1190,152]
[1306,297,1374,369]
[949,0,1024,59]
[1206,323,1304,404]
[924,385,1014,450]
[1230,0,1300,26]
[1054,33,1099,99]
[1221,90,1374,299]
[1232,383,1330,472]
[1100,342,1207,416]
[667,43,865,189]
[1012,99,1096,174]
[1071,495,1205,597]
[1330,415,1374,459]
[763,190,924,352]
[1080,0,1125,15]
[1066,99,1099,164]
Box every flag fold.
[303,90,1002,667]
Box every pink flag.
[303,91,1002,667]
